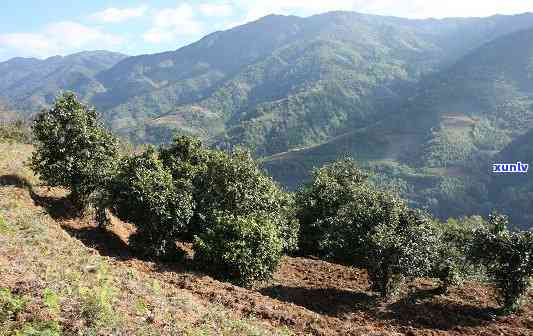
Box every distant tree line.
[29,92,533,313]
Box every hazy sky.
[1,0,533,61]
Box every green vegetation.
[3,13,533,230]
[30,94,296,287]
[194,214,284,288]
[296,160,442,298]
[430,216,488,290]
[0,145,289,336]
[263,28,533,230]
[469,213,533,313]
[11,16,533,313]
[295,160,532,304]
[31,92,119,209]
[367,209,441,298]
[27,92,532,306]
[109,147,194,259]
[1,287,62,336]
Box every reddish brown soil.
[14,184,533,335]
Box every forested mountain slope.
[264,27,533,228]
[489,128,533,227]
[3,12,533,226]
[93,12,533,148]
[0,51,127,117]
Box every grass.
[0,141,292,336]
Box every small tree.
[296,158,369,256]
[109,147,193,259]
[367,209,441,298]
[160,137,299,252]
[193,214,284,288]
[159,135,210,181]
[31,92,119,208]
[469,212,533,313]
[296,159,444,298]
[429,216,487,292]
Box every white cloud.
[91,5,148,23]
[143,4,204,44]
[0,21,125,59]
[199,3,234,17]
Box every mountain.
[2,11,533,225]
[263,27,533,227]
[0,51,127,117]
[3,12,533,149]
[92,12,533,148]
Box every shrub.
[469,212,533,313]
[295,158,369,256]
[430,216,488,291]
[109,147,193,259]
[160,137,299,252]
[159,135,210,181]
[367,209,441,298]
[296,159,446,298]
[31,92,119,208]
[193,214,284,287]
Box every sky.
[1,0,533,61]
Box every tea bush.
[193,214,284,288]
[367,209,441,298]
[31,92,119,208]
[295,158,369,257]
[109,147,193,259]
[430,216,488,291]
[160,138,299,253]
[296,159,447,297]
[469,213,533,313]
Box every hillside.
[0,51,127,117]
[489,128,533,226]
[263,27,533,227]
[1,141,532,335]
[3,12,533,226]
[96,12,533,149]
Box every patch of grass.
[43,288,60,315]
[0,288,26,321]
[79,265,119,330]
[0,288,61,336]
[0,214,11,235]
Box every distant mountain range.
[2,11,533,228]
[0,51,127,116]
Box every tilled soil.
[19,186,533,335]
